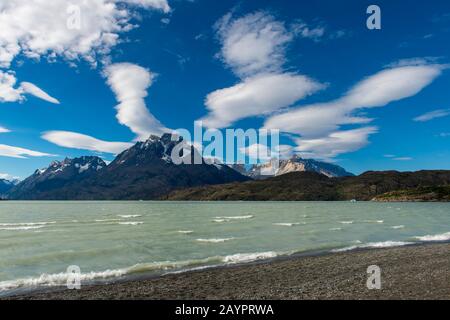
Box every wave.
[273,223,302,227]
[415,232,450,242]
[196,238,235,243]
[0,251,283,293]
[118,215,142,219]
[215,215,254,220]
[0,221,56,227]
[332,241,414,253]
[391,225,405,229]
[118,222,144,226]
[0,226,46,231]
[364,220,384,224]
[177,230,194,234]
[340,221,354,224]
[94,219,123,223]
[329,227,342,231]
[223,252,278,264]
[212,219,230,223]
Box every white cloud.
[200,11,325,128]
[0,172,17,180]
[201,73,324,128]
[20,82,60,104]
[42,131,133,154]
[294,127,378,160]
[105,63,170,140]
[0,0,170,68]
[291,21,326,41]
[0,71,23,102]
[384,154,413,161]
[215,11,293,78]
[0,144,55,159]
[265,63,445,138]
[413,109,450,122]
[0,70,60,104]
[241,143,293,161]
[0,126,10,133]
[393,157,413,161]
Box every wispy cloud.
[0,71,60,104]
[413,109,450,122]
[264,60,445,159]
[0,126,11,133]
[0,144,56,159]
[104,63,170,140]
[265,62,445,138]
[294,127,378,161]
[20,82,60,104]
[384,155,413,161]
[291,20,326,42]
[393,157,413,161]
[42,131,133,154]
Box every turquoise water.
[0,201,449,295]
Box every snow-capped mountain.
[0,179,16,196]
[7,134,249,200]
[238,156,354,179]
[34,156,107,178]
[7,156,107,199]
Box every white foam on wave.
[223,252,278,264]
[177,230,194,234]
[0,250,286,293]
[0,269,129,292]
[329,227,342,231]
[215,215,254,220]
[415,232,450,242]
[118,215,142,219]
[332,241,414,253]
[94,219,123,223]
[391,225,405,229]
[340,221,354,224]
[273,223,302,227]
[196,238,235,243]
[364,220,384,224]
[212,219,230,223]
[118,222,144,226]
[0,221,56,227]
[0,226,45,231]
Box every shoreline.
[3,242,450,300]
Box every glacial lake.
[0,201,449,295]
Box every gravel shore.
[5,243,450,300]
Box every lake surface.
[0,201,449,295]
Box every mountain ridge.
[7,134,249,200]
[163,170,450,201]
[234,156,354,179]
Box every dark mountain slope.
[164,170,450,201]
[8,156,107,200]
[0,179,14,196]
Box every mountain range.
[5,134,249,200]
[2,133,449,201]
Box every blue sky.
[1,0,450,179]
